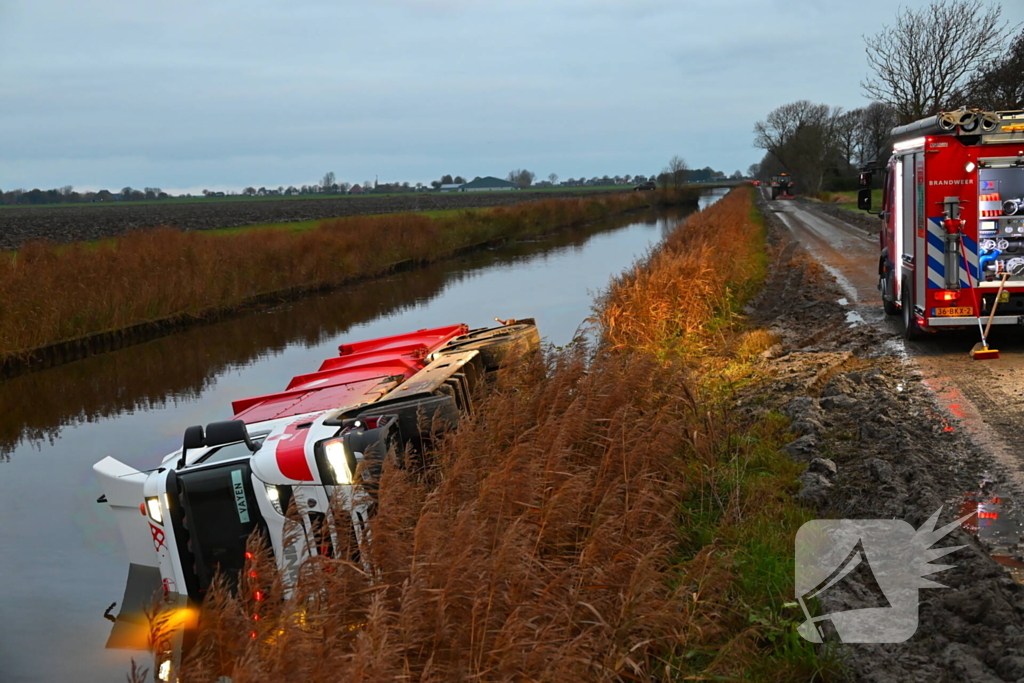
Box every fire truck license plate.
[933,307,972,317]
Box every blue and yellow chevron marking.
[926,217,978,289]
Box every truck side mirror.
[857,188,872,211]
[205,419,259,452]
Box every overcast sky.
[2,0,1023,194]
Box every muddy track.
[750,191,1024,682]
[0,189,634,250]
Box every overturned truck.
[94,319,540,677]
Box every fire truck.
[861,109,1024,339]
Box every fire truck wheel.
[882,270,899,315]
[901,277,924,341]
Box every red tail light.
[932,290,960,302]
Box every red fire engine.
[862,109,1024,339]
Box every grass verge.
[169,187,840,681]
[0,188,697,364]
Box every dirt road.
[753,190,1024,681]
[766,192,1024,487]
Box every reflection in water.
[0,206,698,462]
[960,480,1024,583]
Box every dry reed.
[0,190,697,361]
[169,188,819,681]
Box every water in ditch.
[0,188,726,681]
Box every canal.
[0,189,726,681]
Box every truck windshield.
[176,461,266,596]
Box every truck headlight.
[323,439,354,485]
[146,497,163,525]
[265,484,283,514]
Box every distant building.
[461,176,519,192]
[438,183,464,193]
[349,184,365,195]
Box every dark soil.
[748,193,1024,682]
[0,190,628,250]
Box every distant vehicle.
[752,180,761,186]
[633,180,656,191]
[770,174,795,200]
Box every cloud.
[3,0,1023,190]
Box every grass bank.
[172,187,836,681]
[814,189,883,213]
[0,188,697,370]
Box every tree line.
[752,0,1024,194]
[2,163,740,207]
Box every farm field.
[0,189,634,250]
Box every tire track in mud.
[751,191,1024,682]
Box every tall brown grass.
[0,189,697,361]
[169,188,821,681]
[600,187,766,355]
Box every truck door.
[895,153,920,308]
[912,153,926,310]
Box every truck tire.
[443,321,540,371]
[356,394,460,462]
[342,418,401,498]
[882,268,899,315]
[901,277,924,341]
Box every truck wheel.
[901,277,924,341]
[356,393,460,461]
[882,269,899,315]
[443,321,540,371]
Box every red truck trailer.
[861,109,1024,339]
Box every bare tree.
[548,173,558,185]
[958,28,1024,111]
[833,108,863,169]
[747,162,761,179]
[507,169,536,188]
[667,155,688,188]
[857,101,900,166]
[862,0,1011,120]
[321,171,336,192]
[753,101,843,192]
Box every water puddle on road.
[959,481,1024,583]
